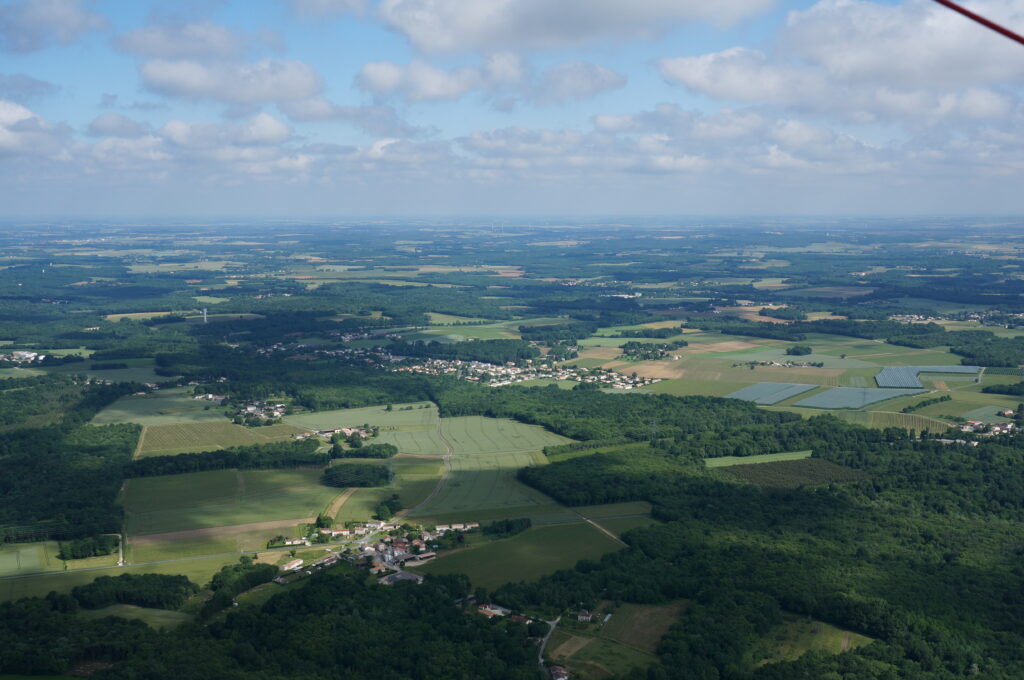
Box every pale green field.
[410,522,623,589]
[0,555,238,602]
[91,387,229,426]
[45,358,167,384]
[78,604,191,630]
[425,312,491,323]
[122,468,340,536]
[334,456,444,524]
[284,402,437,430]
[755,617,872,666]
[705,451,812,468]
[136,421,307,457]
[440,416,571,455]
[0,367,44,378]
[376,427,448,455]
[0,541,118,578]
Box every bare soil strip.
[324,488,357,518]
[552,635,592,660]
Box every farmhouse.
[281,559,303,572]
[548,666,570,680]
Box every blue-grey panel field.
[795,387,925,409]
[874,365,980,388]
[725,382,818,405]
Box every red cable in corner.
[932,0,1024,46]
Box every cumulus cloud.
[533,61,626,103]
[378,0,774,52]
[140,58,321,104]
[279,97,426,137]
[0,73,59,102]
[357,55,624,105]
[289,0,366,16]
[0,99,69,157]
[657,0,1024,125]
[0,0,105,53]
[87,112,150,138]
[115,21,247,59]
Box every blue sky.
[1,0,1022,216]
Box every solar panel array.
[874,365,980,388]
[725,382,818,405]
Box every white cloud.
[115,21,245,59]
[0,73,59,102]
[0,0,105,53]
[279,97,426,137]
[657,0,1024,125]
[140,59,321,104]
[238,112,292,144]
[289,0,366,16]
[378,0,774,52]
[87,112,150,138]
[534,61,626,103]
[0,99,68,157]
[358,56,624,105]
[358,60,481,101]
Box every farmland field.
[283,402,437,430]
[875,365,980,388]
[794,387,925,409]
[122,468,341,536]
[0,541,118,577]
[409,522,623,589]
[725,382,818,405]
[333,456,444,524]
[0,554,239,602]
[91,388,229,426]
[440,416,571,454]
[705,450,812,468]
[720,458,871,489]
[136,421,307,457]
[755,617,872,666]
[601,600,688,651]
[78,604,191,630]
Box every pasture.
[705,450,812,468]
[121,468,340,537]
[91,388,229,426]
[0,554,238,602]
[410,522,623,589]
[548,633,655,680]
[135,421,306,457]
[78,604,191,630]
[283,402,437,430]
[440,416,571,455]
[601,600,689,651]
[755,617,872,666]
[0,541,118,578]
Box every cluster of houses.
[959,419,1018,435]
[391,358,660,390]
[0,350,47,364]
[234,400,287,421]
[294,426,373,442]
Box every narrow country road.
[538,615,561,667]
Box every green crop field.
[136,421,306,457]
[0,541,118,578]
[643,378,753,397]
[91,388,230,426]
[754,616,872,666]
[0,554,239,602]
[440,416,571,455]
[284,402,437,430]
[726,383,818,405]
[375,427,448,455]
[705,450,812,468]
[410,522,623,589]
[78,604,191,630]
[794,387,925,409]
[122,468,341,536]
[601,601,688,651]
[333,456,444,524]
